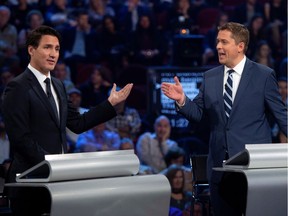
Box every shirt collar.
[28,64,51,83]
[224,56,246,76]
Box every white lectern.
[6,150,171,216]
[214,144,288,216]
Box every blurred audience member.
[246,14,267,58]
[164,165,192,215]
[98,15,127,77]
[119,137,134,150]
[202,12,229,65]
[10,0,38,32]
[118,0,153,34]
[162,146,193,192]
[136,115,178,173]
[169,0,197,35]
[61,9,101,83]
[75,122,121,152]
[271,77,288,143]
[128,14,167,66]
[45,0,76,30]
[17,10,44,68]
[264,0,287,55]
[52,60,75,92]
[0,6,19,68]
[79,65,112,108]
[252,40,275,69]
[87,0,116,29]
[0,116,9,164]
[65,88,88,152]
[233,0,264,25]
[106,99,141,140]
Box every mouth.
[47,59,55,65]
[218,52,226,58]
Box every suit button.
[226,128,229,131]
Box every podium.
[214,144,288,216]
[6,150,171,216]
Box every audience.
[164,164,192,215]
[136,115,178,173]
[17,9,44,68]
[78,65,112,108]
[0,6,19,69]
[106,98,141,140]
[52,60,75,92]
[60,9,101,83]
[65,88,88,153]
[75,122,121,152]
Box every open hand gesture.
[161,76,185,105]
[108,83,133,106]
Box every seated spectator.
[202,12,229,65]
[0,115,9,164]
[106,96,141,140]
[75,122,121,152]
[264,0,287,56]
[162,146,193,192]
[52,60,75,92]
[79,65,112,108]
[17,10,44,68]
[9,0,38,32]
[60,9,101,83]
[169,0,198,35]
[246,13,267,59]
[97,15,127,76]
[87,0,116,29]
[0,6,20,69]
[118,0,153,34]
[65,88,88,152]
[164,164,192,215]
[136,115,178,173]
[119,137,134,150]
[128,14,167,66]
[232,0,264,25]
[271,76,288,143]
[45,0,76,30]
[252,40,275,69]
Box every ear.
[237,42,245,53]
[28,46,34,56]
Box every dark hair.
[165,164,185,191]
[218,22,250,53]
[164,146,186,166]
[26,9,43,25]
[26,25,62,49]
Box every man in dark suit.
[2,25,133,215]
[161,22,287,216]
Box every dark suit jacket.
[2,68,117,184]
[178,59,287,183]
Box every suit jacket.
[178,59,287,183]
[2,68,117,183]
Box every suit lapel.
[51,77,65,128]
[215,65,227,123]
[229,59,252,119]
[26,70,60,127]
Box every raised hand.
[108,83,133,106]
[161,76,185,105]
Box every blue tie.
[224,69,234,119]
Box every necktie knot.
[44,78,52,97]
[227,69,234,75]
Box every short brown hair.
[218,22,249,53]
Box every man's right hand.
[161,76,185,105]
